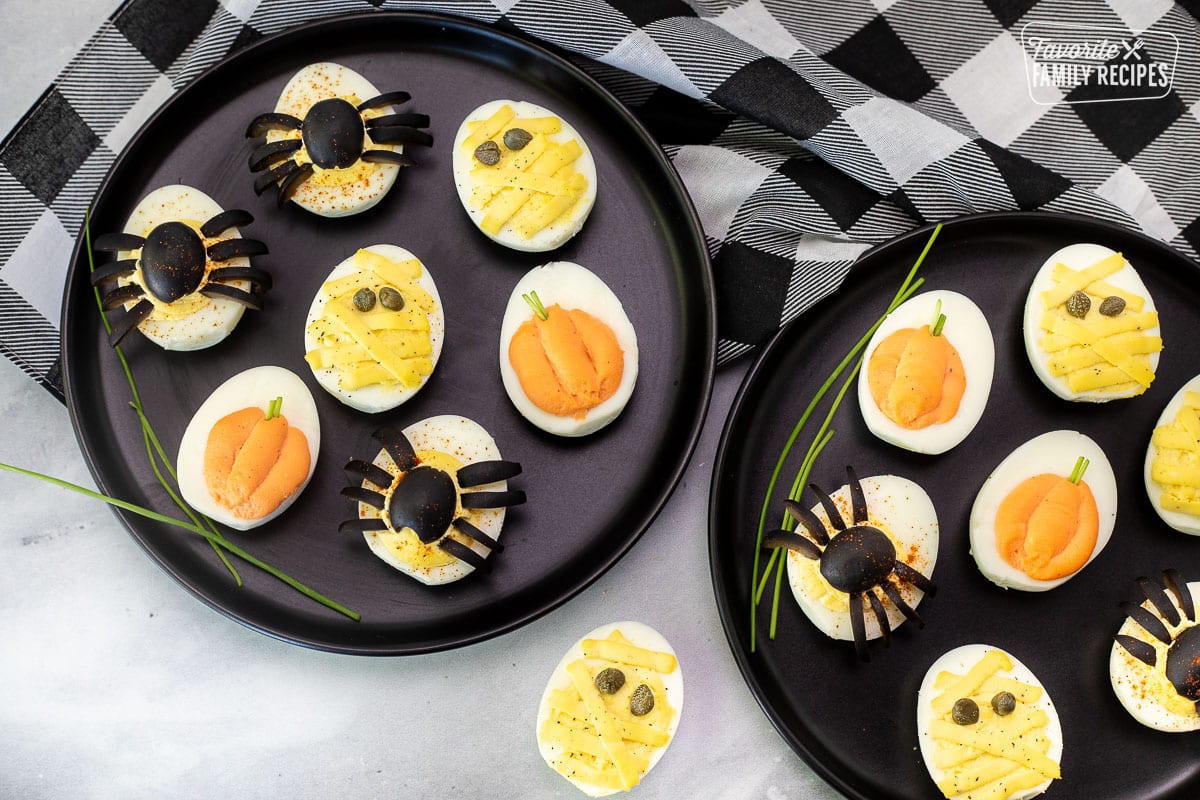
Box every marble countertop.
[0,3,840,798]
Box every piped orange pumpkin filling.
[203,406,310,520]
[995,474,1098,580]
[868,325,965,429]
[509,303,623,419]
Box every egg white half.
[1109,580,1200,732]
[969,430,1117,591]
[536,621,683,797]
[177,365,320,531]
[1022,243,1160,402]
[1143,374,1200,536]
[857,289,995,454]
[359,415,508,586]
[784,474,938,642]
[452,99,597,252]
[303,244,444,414]
[115,184,253,350]
[499,262,638,437]
[270,62,402,217]
[917,644,1062,800]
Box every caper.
[1066,290,1091,318]
[951,697,979,725]
[353,287,377,312]
[503,127,533,150]
[1098,295,1126,316]
[473,140,501,165]
[379,286,405,310]
[991,691,1016,716]
[629,683,655,716]
[594,667,625,695]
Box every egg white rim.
[176,365,320,531]
[303,243,444,414]
[452,99,598,252]
[857,289,995,454]
[535,620,683,798]
[1143,374,1200,536]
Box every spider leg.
[101,283,146,310]
[1163,569,1195,621]
[846,466,868,524]
[848,593,868,661]
[246,112,302,138]
[880,580,924,628]
[344,458,394,490]
[461,490,526,509]
[200,209,254,238]
[1120,601,1172,644]
[368,126,433,147]
[200,284,263,310]
[338,517,388,533]
[276,163,314,207]
[208,238,268,261]
[1114,634,1157,666]
[360,150,415,167]
[808,482,846,531]
[372,426,419,472]
[457,460,521,488]
[763,529,820,560]
[365,112,430,129]
[438,537,491,572]
[357,91,411,111]
[107,299,154,347]
[866,589,890,648]
[209,266,272,293]
[248,139,302,172]
[783,499,830,545]
[341,486,387,510]
[89,259,138,286]
[1137,575,1182,626]
[92,232,145,252]
[893,561,936,596]
[451,518,504,552]
[254,160,302,195]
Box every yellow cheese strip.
[1090,339,1156,387]
[469,134,549,208]
[1180,406,1200,440]
[938,755,1024,796]
[581,638,678,674]
[1151,461,1200,486]
[932,673,1043,705]
[355,306,430,332]
[322,271,380,298]
[470,167,570,194]
[566,660,639,791]
[1050,263,1145,311]
[1152,428,1200,453]
[540,716,610,759]
[482,140,583,235]
[550,754,624,791]
[952,768,1050,800]
[930,719,1060,778]
[305,332,432,369]
[932,650,1012,714]
[326,302,419,385]
[1066,365,1144,394]
[1040,308,1159,338]
[338,359,432,391]
[353,249,421,283]
[1040,313,1159,388]
[545,693,672,747]
[512,173,588,239]
[463,104,516,151]
[516,116,562,134]
[1040,252,1126,308]
[1046,333,1162,375]
[1161,494,1200,515]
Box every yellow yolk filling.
[867,325,965,429]
[994,474,1098,581]
[203,406,310,520]
[1150,391,1200,517]
[509,304,624,419]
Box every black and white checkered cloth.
[3,0,1197,398]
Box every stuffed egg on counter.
[969,430,1117,591]
[1144,374,1200,536]
[917,645,1062,799]
[452,99,597,251]
[536,621,682,796]
[499,262,637,437]
[858,290,994,454]
[177,366,319,530]
[1023,243,1162,402]
[304,245,444,413]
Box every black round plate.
[61,12,714,655]
[710,213,1200,800]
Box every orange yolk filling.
[203,407,311,520]
[994,474,1099,580]
[509,304,623,419]
[867,326,965,429]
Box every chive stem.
[266,396,283,420]
[932,313,947,337]
[1068,456,1089,485]
[930,298,942,330]
[522,291,549,321]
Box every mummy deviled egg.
[246,62,431,216]
[969,430,1117,591]
[499,262,637,437]
[1144,374,1200,536]
[1023,243,1162,401]
[858,290,994,454]
[176,366,319,531]
[304,245,444,413]
[917,645,1062,799]
[536,621,682,796]
[1110,570,1200,732]
[452,99,597,251]
[764,468,938,659]
[91,184,270,349]
[339,415,524,585]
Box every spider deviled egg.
[499,262,638,437]
[91,184,270,349]
[452,99,597,251]
[177,366,320,531]
[969,430,1117,592]
[764,468,938,659]
[536,621,682,796]
[1144,374,1200,536]
[246,62,431,216]
[917,644,1062,799]
[340,415,525,586]
[1023,243,1163,402]
[304,245,444,413]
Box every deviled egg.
[1144,374,1200,535]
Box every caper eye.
[630,684,655,716]
[353,288,377,312]
[951,698,979,725]
[594,667,625,695]
[991,691,1016,716]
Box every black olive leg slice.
[101,283,145,310]
[254,160,302,195]
[880,580,925,628]
[439,537,490,572]
[451,518,503,553]
[1163,569,1196,621]
[783,499,830,545]
[93,232,145,252]
[894,560,936,597]
[107,299,153,347]
[372,426,419,472]
[275,164,314,207]
[200,209,254,238]
[460,490,526,509]
[866,589,890,647]
[341,486,387,510]
[809,482,847,531]
[200,284,263,310]
[357,91,411,111]
[344,458,394,490]
[338,517,388,534]
[762,529,820,560]
[846,466,868,524]
[1138,576,1182,626]
[1114,634,1158,666]
[365,112,430,129]
[247,139,301,172]
[246,112,302,138]
[360,150,416,167]
[848,593,868,661]
[208,267,272,293]
[457,460,522,488]
[367,126,433,147]
[208,238,268,262]
[89,259,138,286]
[1120,601,1172,644]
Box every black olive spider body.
[246,90,432,207]
[339,424,525,577]
[1114,569,1200,714]
[765,466,937,660]
[91,209,270,347]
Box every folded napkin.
[2,0,1194,399]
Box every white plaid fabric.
[2,0,1196,393]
